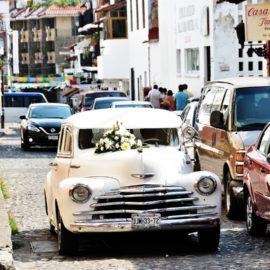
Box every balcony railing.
[33,29,42,42]
[46,28,55,41]
[21,53,29,64]
[34,52,43,64]
[20,30,29,43]
[47,51,55,64]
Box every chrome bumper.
[70,216,220,233]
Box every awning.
[61,86,80,97]
[78,23,101,33]
[95,1,126,13]
[11,83,51,90]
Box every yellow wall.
[56,17,72,36]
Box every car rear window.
[84,92,126,107]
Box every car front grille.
[40,127,61,134]
[78,185,217,221]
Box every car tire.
[57,214,79,256]
[246,193,267,236]
[198,224,220,252]
[21,141,29,151]
[224,172,239,220]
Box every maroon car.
[243,122,270,236]
[76,90,127,112]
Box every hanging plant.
[84,48,91,59]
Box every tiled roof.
[39,4,87,17]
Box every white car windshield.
[78,128,179,149]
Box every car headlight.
[70,184,92,203]
[28,124,40,132]
[195,176,217,196]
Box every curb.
[0,129,15,270]
[0,192,14,270]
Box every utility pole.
[0,18,6,129]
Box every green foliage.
[0,178,10,200]
[8,214,19,235]
[91,32,100,41]
[29,0,80,8]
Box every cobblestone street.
[1,124,270,270]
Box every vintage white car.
[44,108,221,255]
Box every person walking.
[161,90,175,111]
[183,84,193,98]
[175,84,189,110]
[144,84,162,108]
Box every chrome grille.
[84,185,216,221]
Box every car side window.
[211,87,226,113]
[221,88,231,127]
[198,87,217,125]
[57,126,73,157]
[258,126,270,155]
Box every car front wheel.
[198,224,220,252]
[224,172,239,220]
[57,213,79,256]
[246,193,267,236]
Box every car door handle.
[260,167,267,174]
[70,164,80,169]
[49,162,58,167]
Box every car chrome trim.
[131,173,155,179]
[90,197,198,207]
[70,217,220,232]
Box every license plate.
[48,135,58,140]
[131,213,160,228]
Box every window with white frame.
[185,48,200,73]
[176,49,181,74]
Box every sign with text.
[245,3,270,41]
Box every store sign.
[245,3,270,41]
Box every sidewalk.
[0,127,15,270]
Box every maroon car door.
[247,125,270,218]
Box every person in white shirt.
[144,84,162,108]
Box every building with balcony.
[127,0,265,98]
[10,3,89,95]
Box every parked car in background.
[4,92,48,123]
[180,100,199,128]
[180,100,199,164]
[111,100,153,108]
[194,77,270,219]
[20,103,72,150]
[243,122,270,236]
[92,97,130,109]
[45,108,221,255]
[76,90,127,112]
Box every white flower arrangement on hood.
[95,121,142,153]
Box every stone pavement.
[0,126,14,270]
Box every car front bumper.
[69,216,220,233]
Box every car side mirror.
[20,115,26,120]
[210,111,224,129]
[182,126,197,140]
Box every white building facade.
[127,0,266,98]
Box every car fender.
[55,176,120,229]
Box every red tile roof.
[39,4,87,17]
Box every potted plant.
[90,32,99,46]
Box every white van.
[4,92,48,123]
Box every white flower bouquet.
[95,121,142,153]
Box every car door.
[196,87,218,172]
[211,87,231,179]
[246,124,270,218]
[50,125,73,189]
